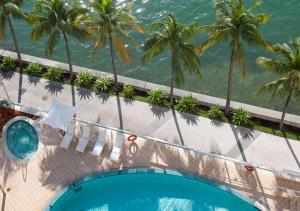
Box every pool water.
[49,172,258,211]
[6,120,39,160]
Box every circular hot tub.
[2,116,40,160]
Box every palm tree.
[255,38,300,131]
[28,0,89,83]
[87,0,143,90]
[0,0,25,67]
[200,0,269,116]
[142,14,201,106]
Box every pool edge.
[44,167,266,211]
[1,116,41,161]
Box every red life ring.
[127,135,137,142]
[244,165,255,172]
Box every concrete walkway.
[1,72,300,173]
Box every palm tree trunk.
[62,32,75,106]
[225,48,235,116]
[108,32,118,91]
[6,15,22,68]
[279,89,293,131]
[170,47,177,107]
[170,70,175,107]
[62,32,73,81]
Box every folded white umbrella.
[39,98,78,131]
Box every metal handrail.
[3,100,300,196]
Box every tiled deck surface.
[1,72,300,173]
[0,122,300,211]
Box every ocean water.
[1,0,300,114]
[49,173,258,211]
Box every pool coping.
[1,116,41,161]
[45,167,266,211]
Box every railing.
[2,100,300,199]
[74,116,300,208]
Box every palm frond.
[178,43,201,80]
[112,35,131,65]
[114,27,140,48]
[91,28,107,57]
[88,0,142,65]
[5,2,25,19]
[256,57,289,74]
[248,1,263,12]
[30,22,52,40]
[181,22,199,40]
[141,35,169,64]
[199,28,231,54]
[45,29,60,56]
[254,78,288,100]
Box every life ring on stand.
[244,165,255,172]
[127,135,137,142]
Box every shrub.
[147,89,167,106]
[175,95,198,114]
[232,108,253,127]
[122,85,135,99]
[47,66,64,81]
[75,71,94,88]
[207,105,224,120]
[95,76,113,93]
[25,63,44,76]
[0,99,10,107]
[0,57,16,71]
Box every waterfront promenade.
[1,72,300,173]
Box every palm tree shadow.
[179,112,199,125]
[44,81,64,96]
[150,105,169,119]
[229,124,247,162]
[283,134,300,170]
[0,142,22,187]
[210,119,224,127]
[77,87,92,100]
[97,92,110,103]
[18,68,24,103]
[115,93,123,129]
[171,109,184,145]
[0,71,14,80]
[28,75,40,86]
[123,98,133,106]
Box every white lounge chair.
[91,127,106,156]
[109,131,125,161]
[76,126,91,152]
[60,124,75,149]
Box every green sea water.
[1,0,300,114]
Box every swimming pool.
[46,169,260,211]
[2,117,39,160]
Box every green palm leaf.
[142,13,202,105]
[87,0,143,88]
[200,0,269,115]
[255,38,300,129]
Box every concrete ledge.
[1,49,300,128]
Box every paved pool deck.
[0,121,299,211]
[1,72,300,174]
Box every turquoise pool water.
[48,172,258,211]
[6,120,39,160]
